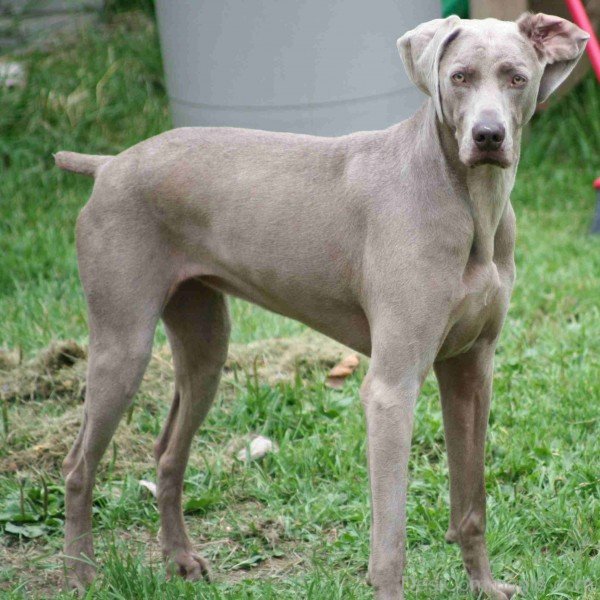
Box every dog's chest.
[439,260,505,358]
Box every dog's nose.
[472,121,505,151]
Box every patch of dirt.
[0,332,359,476]
[0,340,87,403]
[0,507,306,596]
[225,332,355,384]
[0,524,161,597]
[0,535,65,595]
[1,333,351,594]
[223,548,305,584]
[186,501,306,583]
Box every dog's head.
[397,13,589,169]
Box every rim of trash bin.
[169,86,417,112]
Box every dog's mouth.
[465,150,511,169]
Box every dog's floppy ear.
[397,16,461,122]
[517,12,589,103]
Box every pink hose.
[564,0,600,81]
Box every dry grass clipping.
[0,332,357,477]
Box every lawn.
[0,10,599,600]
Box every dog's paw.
[168,549,211,582]
[472,579,520,599]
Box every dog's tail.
[54,151,113,177]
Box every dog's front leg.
[361,360,424,600]
[434,343,518,599]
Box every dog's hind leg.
[62,198,172,590]
[155,278,230,580]
[63,299,161,590]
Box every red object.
[564,0,600,81]
[594,177,600,189]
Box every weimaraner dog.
[55,12,588,599]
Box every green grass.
[0,13,303,353]
[1,11,599,600]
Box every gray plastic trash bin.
[155,1,440,136]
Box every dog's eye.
[451,72,466,83]
[511,74,527,86]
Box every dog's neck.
[420,100,519,263]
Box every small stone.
[236,435,277,462]
[0,62,26,89]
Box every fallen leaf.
[138,479,157,498]
[326,354,360,388]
